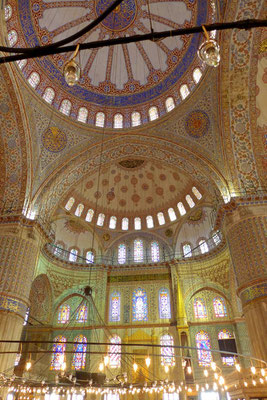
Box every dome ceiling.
[6,0,216,126]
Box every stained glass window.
[110,291,121,322]
[54,244,64,257]
[86,250,94,264]
[213,297,227,318]
[193,68,202,84]
[192,186,202,200]
[85,209,94,222]
[28,72,40,89]
[151,241,160,262]
[131,111,141,127]
[109,336,121,368]
[180,84,190,99]
[75,203,84,217]
[118,244,126,265]
[65,197,75,211]
[186,194,195,208]
[146,215,154,229]
[4,5,12,21]
[218,330,235,366]
[165,97,175,112]
[60,99,71,116]
[196,331,212,366]
[134,239,143,262]
[159,289,171,319]
[122,217,129,230]
[183,243,192,258]
[76,305,88,322]
[95,112,105,127]
[149,106,159,121]
[194,298,207,319]
[177,202,186,216]
[50,336,66,370]
[109,216,117,229]
[8,30,18,46]
[199,239,209,254]
[72,335,87,370]
[132,288,148,321]
[157,212,165,225]
[43,88,55,104]
[97,213,105,226]
[77,107,88,123]
[17,59,27,70]
[134,217,141,230]
[114,113,123,128]
[212,231,221,246]
[168,208,176,221]
[160,334,175,366]
[69,248,78,262]
[58,304,70,324]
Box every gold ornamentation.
[103,233,110,241]
[188,209,203,221]
[165,228,173,237]
[118,159,145,169]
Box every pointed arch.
[72,335,87,370]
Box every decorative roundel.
[41,127,67,152]
[185,110,210,138]
[96,0,137,32]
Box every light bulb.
[251,366,256,374]
[63,59,80,86]
[196,384,199,391]
[211,362,216,371]
[205,383,209,390]
[260,378,264,384]
[235,363,241,372]
[252,380,256,386]
[25,361,32,371]
[187,366,192,374]
[261,368,266,376]
[164,365,169,373]
[244,381,248,387]
[204,369,208,377]
[219,376,225,386]
[104,355,109,366]
[213,383,218,391]
[214,373,218,380]
[99,362,104,372]
[188,388,192,393]
[145,356,151,368]
[133,362,138,372]
[198,39,220,67]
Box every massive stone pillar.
[219,199,267,361]
[0,217,48,373]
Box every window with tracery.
[118,244,126,265]
[218,329,235,366]
[69,248,78,262]
[131,111,141,127]
[212,231,221,246]
[109,216,117,229]
[72,335,87,370]
[180,84,190,99]
[151,241,160,262]
[28,72,40,88]
[199,239,209,254]
[97,213,105,226]
[109,291,121,322]
[194,298,207,319]
[4,5,12,20]
[149,106,159,121]
[168,208,176,221]
[8,30,18,46]
[76,305,88,322]
[134,239,143,262]
[134,217,141,230]
[59,99,71,116]
[192,186,202,200]
[196,331,212,366]
[17,59,27,70]
[114,113,123,128]
[159,289,171,319]
[132,288,148,321]
[95,112,105,127]
[193,68,202,84]
[185,194,195,208]
[183,243,192,258]
[109,336,121,368]
[85,209,94,222]
[146,215,154,229]
[75,203,84,217]
[43,87,55,104]
[58,304,70,324]
[160,334,175,366]
[122,217,129,231]
[77,107,88,123]
[213,297,227,318]
[50,336,66,370]
[165,97,175,112]
[65,197,75,211]
[86,250,94,264]
[177,202,186,216]
[54,244,64,257]
[157,212,165,225]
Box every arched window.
[50,336,66,370]
[69,248,78,262]
[199,239,209,254]
[28,72,40,88]
[97,213,105,226]
[160,334,175,366]
[193,67,202,84]
[118,244,126,265]
[132,288,148,321]
[65,197,75,210]
[196,331,212,366]
[177,202,186,216]
[194,298,207,319]
[109,336,121,368]
[114,113,123,128]
[75,203,84,217]
[58,304,70,324]
[180,84,190,99]
[77,107,88,123]
[4,5,12,21]
[212,231,221,246]
[109,291,121,322]
[95,112,105,127]
[122,217,129,230]
[183,243,192,258]
[218,330,235,366]
[109,216,117,229]
[213,297,227,318]
[192,186,202,200]
[151,241,160,262]
[157,212,165,225]
[72,335,87,370]
[85,209,94,222]
[168,208,176,222]
[8,30,18,46]
[134,239,143,262]
[76,305,88,322]
[159,289,171,319]
[59,99,71,116]
[185,194,195,208]
[17,59,27,70]
[134,217,141,230]
[86,250,94,264]
[146,215,154,229]
[165,97,175,112]
[131,111,141,127]
[149,106,159,121]
[43,87,55,104]
[54,243,64,257]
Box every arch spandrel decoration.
[29,274,53,324]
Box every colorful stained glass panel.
[132,288,148,321]
[159,289,171,319]
[72,335,87,370]
[196,331,212,366]
[50,336,66,370]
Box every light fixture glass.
[63,59,81,86]
[145,356,151,368]
[99,362,104,372]
[133,362,138,372]
[198,39,220,67]
[25,361,32,371]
